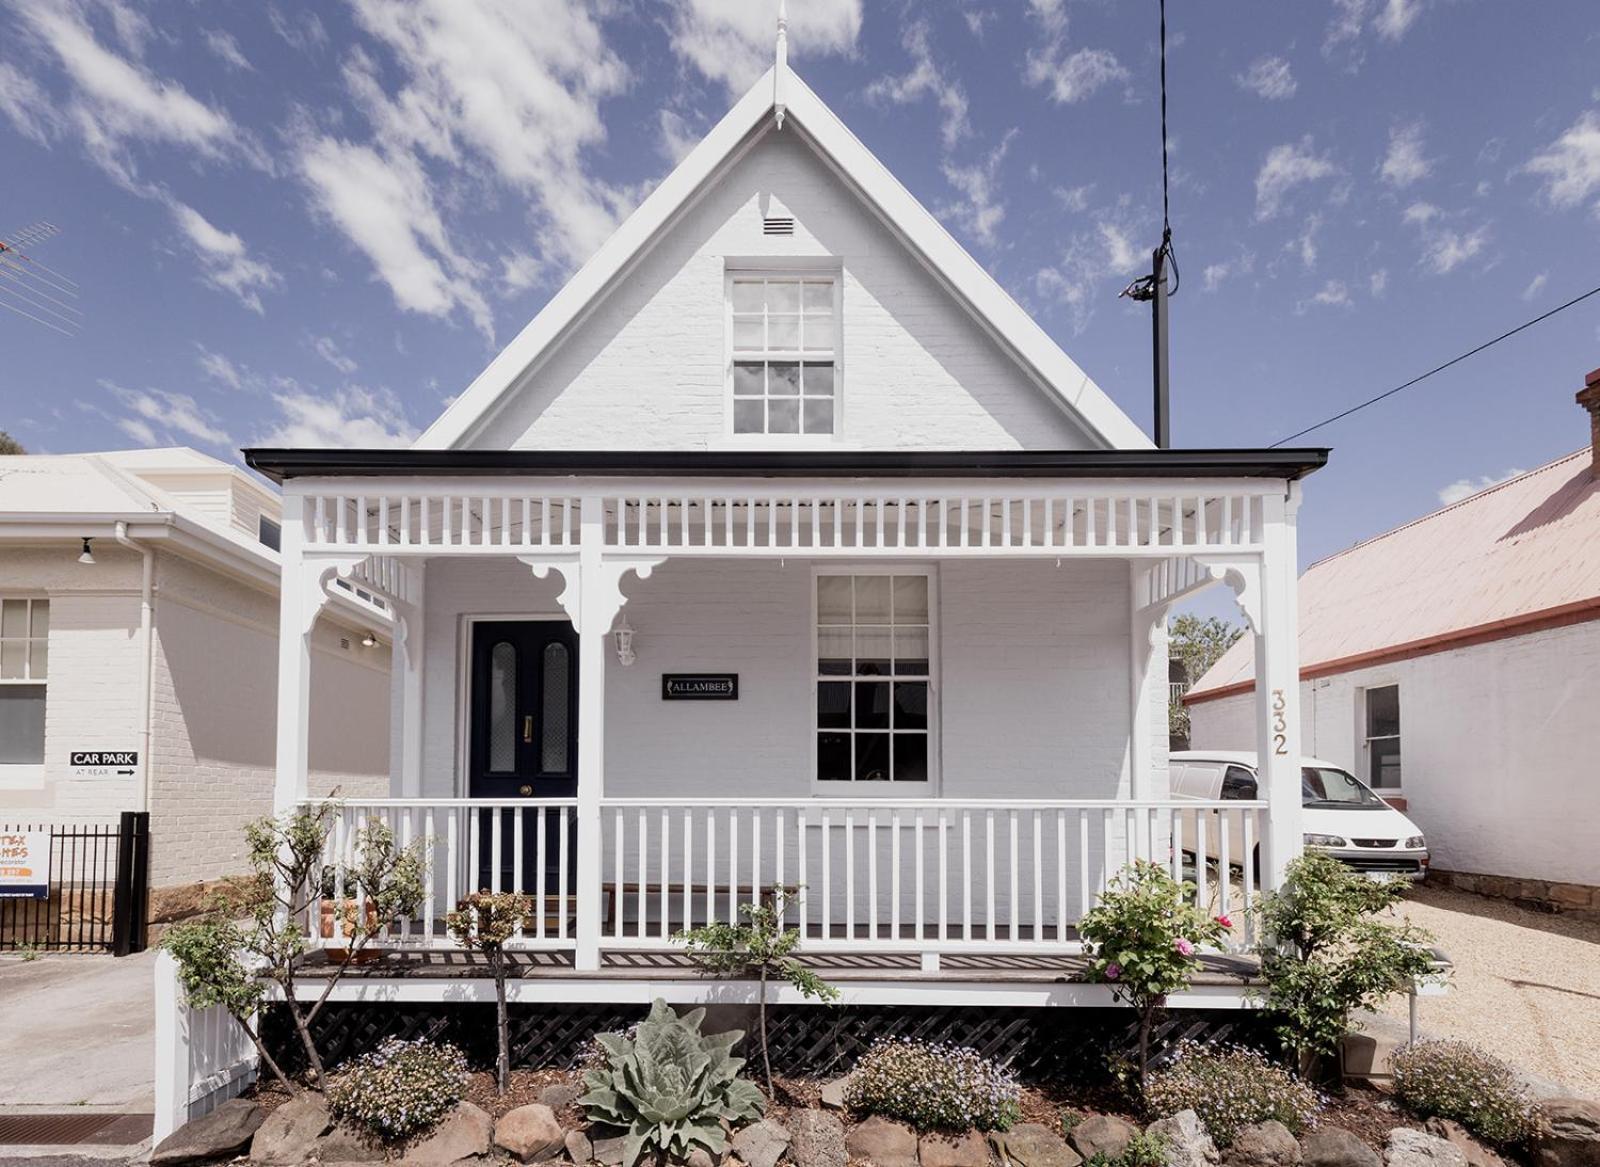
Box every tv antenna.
[0,222,82,337]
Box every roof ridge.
[1304,447,1588,572]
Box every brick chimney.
[1579,367,1600,478]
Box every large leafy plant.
[581,999,765,1167]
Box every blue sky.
[2,0,1599,569]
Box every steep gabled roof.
[417,66,1151,452]
[1186,449,1600,701]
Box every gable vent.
[762,216,795,236]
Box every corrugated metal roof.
[1188,449,1600,697]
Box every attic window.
[729,275,837,436]
[762,216,795,235]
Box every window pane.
[1366,685,1400,737]
[732,318,764,351]
[802,281,833,311]
[541,642,570,772]
[768,398,799,433]
[855,734,890,781]
[768,362,800,395]
[893,576,929,623]
[894,682,928,729]
[803,314,834,349]
[1370,738,1402,788]
[856,576,891,622]
[817,576,853,624]
[0,641,22,679]
[488,642,517,772]
[817,681,850,729]
[0,600,25,638]
[893,734,928,782]
[803,399,834,435]
[893,628,929,675]
[855,626,891,675]
[733,399,765,434]
[818,733,851,781]
[30,641,47,680]
[0,685,46,764]
[854,682,890,729]
[768,315,800,349]
[802,363,834,396]
[29,602,48,637]
[767,281,800,312]
[733,362,765,396]
[817,631,852,674]
[731,281,764,312]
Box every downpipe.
[115,520,155,813]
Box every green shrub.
[1390,1040,1539,1147]
[326,1038,469,1141]
[581,999,765,1167]
[845,1038,1021,1132]
[1119,1131,1172,1167]
[1145,1041,1320,1147]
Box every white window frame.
[810,565,939,795]
[1361,682,1402,790]
[0,596,49,783]
[724,265,843,443]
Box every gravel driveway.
[1377,885,1600,1097]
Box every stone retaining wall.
[1429,868,1600,919]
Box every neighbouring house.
[239,54,1326,1023]
[1186,369,1600,915]
[0,447,391,940]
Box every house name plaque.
[661,674,739,700]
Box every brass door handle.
[522,715,533,744]
[519,784,533,796]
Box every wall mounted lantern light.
[613,615,636,667]
[78,537,95,565]
[360,631,377,648]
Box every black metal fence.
[0,812,149,954]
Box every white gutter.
[114,521,156,813]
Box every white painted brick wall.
[1187,620,1600,886]
[478,131,1095,453]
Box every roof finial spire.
[774,0,788,128]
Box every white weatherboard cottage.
[244,53,1325,1010]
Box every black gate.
[0,811,149,955]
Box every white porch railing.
[303,797,1263,957]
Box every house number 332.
[1271,689,1289,756]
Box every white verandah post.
[396,562,426,799]
[274,492,313,812]
[1255,485,1305,887]
[573,498,608,973]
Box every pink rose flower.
[1175,937,1195,956]
[1215,914,1233,930]
[1104,962,1122,981]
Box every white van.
[1170,750,1429,881]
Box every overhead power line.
[1271,282,1600,447]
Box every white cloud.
[657,109,701,167]
[1288,212,1324,269]
[1374,0,1425,41]
[666,0,862,94]
[498,251,544,295]
[103,381,233,449]
[866,21,970,152]
[1297,279,1352,312]
[1324,0,1370,58]
[194,344,244,390]
[1370,268,1389,297]
[1028,0,1067,36]
[1054,185,1094,214]
[257,384,417,448]
[202,29,252,72]
[1438,468,1524,506]
[1027,45,1129,105]
[962,8,995,39]
[1326,0,1427,58]
[313,336,358,375]
[1255,137,1337,219]
[1235,56,1297,101]
[1033,198,1151,332]
[168,201,282,313]
[1201,252,1255,292]
[1523,110,1600,212]
[1521,273,1548,302]
[0,63,62,145]
[939,131,1017,248]
[1420,224,1490,274]
[1380,121,1433,188]
[267,6,329,54]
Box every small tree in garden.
[161,803,427,1091]
[446,891,532,1094]
[1078,860,1228,1090]
[676,886,839,1094]
[1254,850,1437,1076]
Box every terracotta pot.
[319,899,382,964]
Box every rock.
[317,1122,386,1163]
[565,1129,594,1164]
[820,1074,854,1111]
[1148,1110,1220,1167]
[1301,1129,1381,1167]
[591,1131,628,1166]
[1423,1121,1507,1167]
[152,1098,265,1165]
[920,1130,989,1167]
[847,1116,919,1167]
[1226,1122,1301,1167]
[789,1110,847,1167]
[250,1094,333,1166]
[992,1122,1083,1167]
[1384,1129,1467,1167]
[541,1084,586,1111]
[406,1102,495,1166]
[1533,1099,1600,1167]
[684,1147,721,1167]
[733,1120,793,1167]
[1071,1116,1141,1163]
[497,1104,568,1163]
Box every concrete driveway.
[0,951,154,1109]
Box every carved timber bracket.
[298,554,370,637]
[519,554,665,637]
[1193,554,1264,635]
